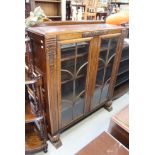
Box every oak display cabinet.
[27,22,126,147]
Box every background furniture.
[30,0,62,21]
[25,38,48,154]
[84,0,99,20]
[25,71,48,154]
[66,0,72,20]
[108,105,129,148]
[25,0,31,18]
[67,0,100,21]
[113,38,129,99]
[75,131,129,155]
[27,21,126,147]
[96,12,108,20]
[111,0,129,8]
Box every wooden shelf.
[35,0,61,2]
[61,42,88,49]
[100,45,115,52]
[118,59,129,74]
[113,82,129,100]
[117,68,129,76]
[31,0,62,21]
[120,56,128,62]
[115,75,129,87]
[61,43,89,62]
[47,16,61,18]
[111,2,129,5]
[117,61,129,76]
[61,74,85,85]
[25,102,43,123]
[25,72,37,85]
[25,123,47,154]
[61,52,88,62]
[27,86,35,100]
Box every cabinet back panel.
[35,2,61,16]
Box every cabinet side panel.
[45,35,60,135]
[108,29,127,99]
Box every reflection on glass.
[61,41,89,127]
[91,37,119,109]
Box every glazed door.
[91,33,122,110]
[57,38,93,128]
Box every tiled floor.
[35,93,129,155]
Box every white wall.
[61,0,66,20]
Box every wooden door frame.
[87,30,126,112]
[56,37,93,128]
[107,29,127,100]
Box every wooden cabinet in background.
[30,0,62,21]
[27,21,126,148]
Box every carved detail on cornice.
[82,30,109,38]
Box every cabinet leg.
[48,133,62,149]
[43,145,48,153]
[104,100,113,112]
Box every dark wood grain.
[25,67,48,153]
[25,102,43,123]
[113,105,129,133]
[25,123,48,154]
[76,131,129,155]
[109,105,129,148]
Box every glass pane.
[121,47,129,61]
[91,36,119,109]
[60,41,90,126]
[61,43,76,60]
[61,59,74,82]
[105,57,114,82]
[76,54,88,76]
[108,37,118,59]
[118,60,129,74]
[98,52,106,68]
[62,81,73,100]
[61,100,73,127]
[73,97,85,119]
[91,86,102,108]
[100,38,109,51]
[77,42,89,55]
[100,84,109,104]
[61,81,73,127]
[116,71,129,87]
[96,69,104,86]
